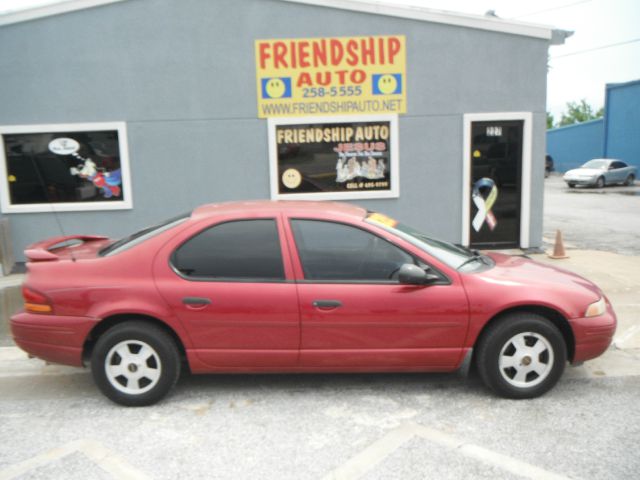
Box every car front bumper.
[563,176,598,186]
[569,304,617,363]
[10,311,97,366]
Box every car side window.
[171,219,284,280]
[612,161,626,169]
[291,219,415,281]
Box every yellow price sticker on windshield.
[367,212,398,228]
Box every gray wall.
[0,0,549,260]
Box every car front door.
[153,216,300,369]
[286,218,469,369]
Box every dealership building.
[0,0,569,264]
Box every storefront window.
[268,115,399,200]
[0,122,132,213]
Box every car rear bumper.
[569,308,617,363]
[10,311,97,367]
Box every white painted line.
[322,423,572,480]
[413,425,572,480]
[321,424,414,480]
[0,439,150,480]
[0,347,26,361]
[614,325,640,348]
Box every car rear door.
[153,214,300,369]
[285,217,469,370]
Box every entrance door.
[469,120,523,248]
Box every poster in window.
[268,115,399,200]
[0,122,132,213]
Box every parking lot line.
[322,423,572,480]
[0,439,150,480]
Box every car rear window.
[100,213,189,257]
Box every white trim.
[462,112,533,249]
[0,0,127,27]
[279,0,554,40]
[0,121,133,213]
[0,0,560,43]
[268,114,399,201]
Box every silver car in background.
[563,159,637,188]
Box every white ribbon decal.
[472,177,498,232]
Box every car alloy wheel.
[596,176,605,188]
[498,332,553,388]
[91,321,181,406]
[475,313,567,399]
[625,175,635,186]
[105,340,162,395]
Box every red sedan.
[11,201,616,405]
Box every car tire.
[475,313,567,399]
[595,176,605,188]
[625,174,635,186]
[567,183,575,188]
[91,321,181,406]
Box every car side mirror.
[398,264,440,285]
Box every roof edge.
[547,117,604,133]
[606,78,640,91]
[0,0,567,44]
[279,0,556,41]
[0,0,127,27]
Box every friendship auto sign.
[255,35,406,118]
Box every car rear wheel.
[595,176,605,188]
[625,174,635,186]
[475,313,567,399]
[91,321,181,406]
[567,183,575,188]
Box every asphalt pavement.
[1,178,639,479]
[543,175,640,255]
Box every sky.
[1,0,639,121]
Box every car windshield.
[99,213,189,256]
[582,160,608,169]
[365,212,482,270]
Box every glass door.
[469,120,523,248]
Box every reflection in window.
[291,219,413,281]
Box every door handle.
[182,297,212,305]
[312,300,342,309]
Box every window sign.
[268,115,399,200]
[0,122,132,213]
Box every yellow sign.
[255,35,406,118]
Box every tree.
[546,112,555,129]
[558,99,604,127]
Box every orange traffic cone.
[548,230,569,259]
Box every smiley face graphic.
[377,74,398,95]
[266,78,286,99]
[282,168,302,189]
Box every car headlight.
[585,297,606,317]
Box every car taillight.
[22,286,53,314]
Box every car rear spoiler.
[24,235,108,262]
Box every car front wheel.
[476,313,567,399]
[595,176,605,188]
[91,321,181,406]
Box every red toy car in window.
[11,201,616,405]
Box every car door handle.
[312,300,342,309]
[182,297,212,305]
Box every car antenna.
[29,150,77,262]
